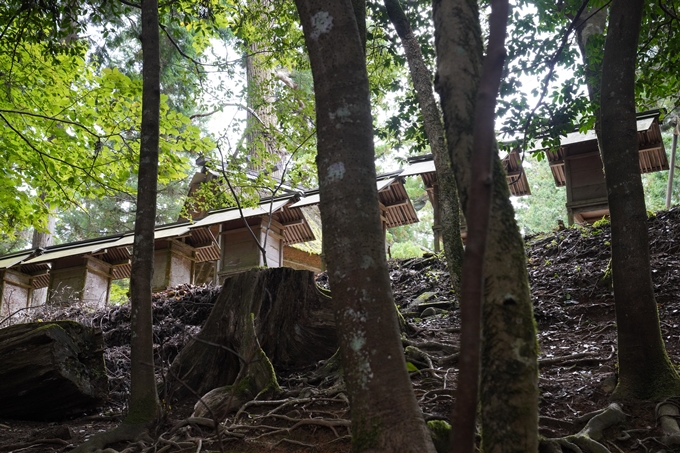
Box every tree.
[383,0,465,284]
[293,0,436,450]
[71,0,163,450]
[433,0,539,451]
[599,0,680,399]
[126,0,162,428]
[449,0,509,451]
[513,155,568,234]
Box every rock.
[421,307,439,317]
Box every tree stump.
[165,268,337,400]
[0,321,108,420]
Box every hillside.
[2,208,680,452]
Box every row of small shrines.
[0,111,668,318]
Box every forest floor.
[3,208,680,452]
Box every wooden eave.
[546,114,668,187]
[377,177,419,228]
[274,204,316,245]
[405,153,530,197]
[502,149,531,196]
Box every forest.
[1,0,680,452]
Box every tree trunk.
[126,0,161,426]
[572,4,607,112]
[450,1,508,451]
[599,0,680,399]
[30,213,54,306]
[294,1,436,451]
[433,0,539,451]
[383,0,465,286]
[0,321,107,420]
[166,268,336,401]
[244,0,288,178]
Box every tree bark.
[0,321,107,420]
[433,0,539,451]
[30,212,54,306]
[599,0,680,399]
[165,268,336,400]
[573,5,607,113]
[126,0,161,426]
[383,0,464,286]
[294,1,436,451]
[244,0,289,178]
[450,1,508,451]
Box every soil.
[3,208,680,452]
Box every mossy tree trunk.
[383,0,465,286]
[599,0,680,399]
[450,1,509,451]
[294,1,437,451]
[165,268,337,404]
[433,0,539,451]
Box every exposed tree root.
[191,314,283,420]
[539,403,626,453]
[657,398,680,447]
[402,337,459,355]
[105,392,353,452]
[539,346,615,368]
[68,423,151,453]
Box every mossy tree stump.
[165,267,336,415]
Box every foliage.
[0,37,212,238]
[498,0,598,152]
[109,279,130,305]
[513,154,567,234]
[386,176,434,257]
[637,3,680,114]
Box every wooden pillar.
[48,257,113,308]
[0,269,33,320]
[152,239,196,291]
[218,216,284,282]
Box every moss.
[395,304,406,332]
[351,418,382,452]
[233,375,256,397]
[592,217,610,228]
[124,393,160,425]
[427,420,451,453]
[613,354,680,400]
[598,258,613,289]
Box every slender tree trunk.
[294,1,436,451]
[573,6,607,114]
[450,1,508,451]
[30,213,54,306]
[383,0,464,286]
[127,0,161,426]
[433,0,539,451]
[600,0,680,399]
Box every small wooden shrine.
[545,110,668,224]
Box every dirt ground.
[3,208,680,452]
